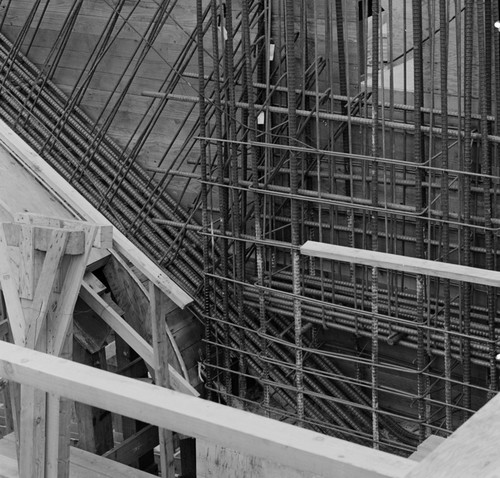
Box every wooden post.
[0,217,99,477]
[150,283,176,478]
[73,340,114,455]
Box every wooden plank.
[73,341,114,456]
[45,393,61,478]
[83,272,106,295]
[150,284,175,478]
[17,225,34,300]
[409,435,446,462]
[0,225,26,346]
[25,229,69,347]
[0,452,18,478]
[0,381,14,438]
[57,335,74,478]
[19,385,46,478]
[14,213,112,250]
[3,223,84,255]
[70,447,155,478]
[0,122,192,309]
[301,241,500,286]
[106,251,190,380]
[86,248,111,272]
[405,397,500,477]
[74,299,111,355]
[79,282,198,397]
[102,424,159,466]
[0,341,416,478]
[45,225,96,356]
[196,440,324,478]
[0,146,76,222]
[7,383,20,464]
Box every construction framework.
[0,0,499,459]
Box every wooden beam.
[0,341,415,478]
[0,123,192,309]
[45,224,97,356]
[106,250,190,382]
[0,225,26,345]
[3,223,84,255]
[197,440,323,478]
[405,394,500,477]
[150,283,175,478]
[86,247,111,272]
[45,393,61,477]
[301,241,500,286]
[79,282,198,397]
[83,271,107,295]
[103,424,159,466]
[73,341,114,456]
[18,225,34,300]
[14,212,113,250]
[25,229,69,347]
[19,385,46,478]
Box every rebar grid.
[0,0,499,457]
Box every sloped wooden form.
[0,126,199,476]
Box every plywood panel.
[197,440,325,478]
[0,145,77,221]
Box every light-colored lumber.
[197,440,324,478]
[45,393,61,478]
[0,121,192,309]
[0,452,18,478]
[17,225,34,300]
[0,341,416,478]
[106,250,190,381]
[408,435,446,462]
[0,145,76,223]
[0,225,25,345]
[45,224,96,355]
[86,247,110,272]
[405,395,500,477]
[3,223,84,255]
[3,219,96,477]
[14,213,112,250]
[73,342,113,456]
[82,272,106,295]
[102,424,159,466]
[70,447,155,478]
[25,229,69,347]
[19,385,46,478]
[150,283,175,478]
[79,282,198,397]
[301,241,500,287]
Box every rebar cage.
[0,0,499,456]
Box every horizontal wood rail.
[300,241,500,477]
[301,241,500,287]
[0,340,415,478]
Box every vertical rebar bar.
[370,0,381,450]
[412,0,428,442]
[284,0,304,425]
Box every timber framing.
[0,339,499,478]
[0,119,192,310]
[0,340,415,478]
